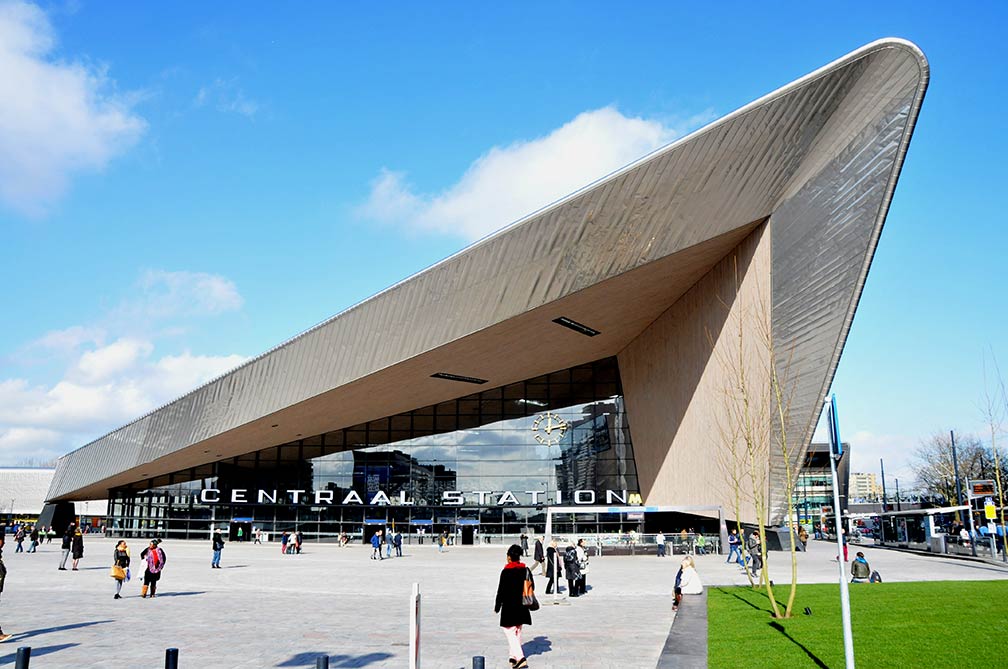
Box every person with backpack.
[13,528,24,554]
[494,544,533,669]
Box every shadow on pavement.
[0,643,80,666]
[153,591,206,598]
[524,635,553,657]
[8,620,112,642]
[276,651,394,667]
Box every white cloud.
[74,338,152,383]
[194,77,258,118]
[358,106,715,241]
[135,269,244,319]
[0,345,248,464]
[0,0,146,216]
[0,268,248,465]
[34,325,106,354]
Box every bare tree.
[912,432,1002,501]
[982,352,1008,557]
[711,254,801,617]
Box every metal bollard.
[317,656,330,669]
[472,657,485,669]
[165,647,179,669]
[15,646,31,669]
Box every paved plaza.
[1,536,1006,668]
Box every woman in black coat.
[563,542,581,597]
[71,527,84,570]
[545,539,562,594]
[494,544,532,669]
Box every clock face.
[531,412,568,446]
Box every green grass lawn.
[708,580,1008,668]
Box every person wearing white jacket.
[673,556,703,611]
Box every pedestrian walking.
[13,528,24,554]
[520,532,529,557]
[532,536,545,575]
[46,526,54,544]
[280,531,289,555]
[545,539,562,594]
[295,529,304,554]
[747,530,763,578]
[385,530,392,558]
[58,524,75,570]
[394,531,402,557]
[140,539,166,598]
[237,526,244,542]
[655,531,666,557]
[575,538,589,596]
[494,544,533,669]
[111,540,130,599]
[371,531,383,560]
[71,526,84,570]
[28,526,39,553]
[695,533,707,555]
[563,540,581,597]
[212,529,225,568]
[253,528,262,544]
[0,534,9,642]
[726,529,743,565]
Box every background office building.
[42,41,927,543]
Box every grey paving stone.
[0,536,1004,668]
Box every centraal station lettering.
[198,488,643,507]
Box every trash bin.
[929,535,946,554]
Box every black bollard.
[165,647,179,669]
[472,656,485,669]
[15,647,31,669]
[316,656,329,669]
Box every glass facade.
[108,357,641,542]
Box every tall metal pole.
[826,396,855,669]
[895,479,902,512]
[951,431,965,508]
[880,460,888,512]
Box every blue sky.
[1,1,1006,487]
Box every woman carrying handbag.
[494,544,535,668]
[111,540,131,599]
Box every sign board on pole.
[985,497,998,520]
[969,480,996,498]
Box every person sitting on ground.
[850,551,871,583]
[673,556,703,611]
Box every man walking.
[532,536,545,575]
[58,524,75,570]
[28,526,39,553]
[394,530,402,557]
[385,530,392,559]
[371,530,383,560]
[726,529,743,566]
[211,529,225,569]
[655,531,666,557]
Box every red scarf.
[504,561,526,569]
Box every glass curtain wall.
[108,357,639,542]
